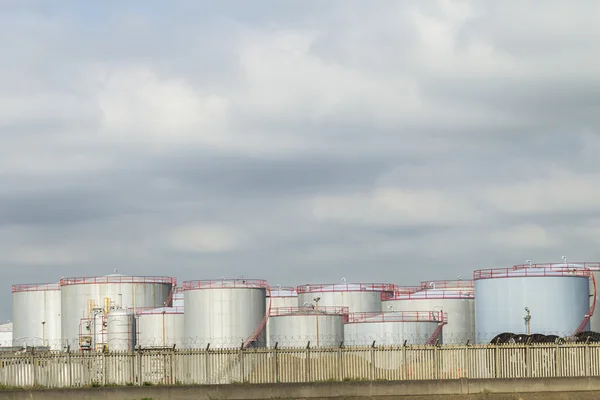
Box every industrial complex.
[7,260,600,352]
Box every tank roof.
[296,283,396,293]
[511,262,600,270]
[419,280,474,290]
[346,311,447,324]
[474,266,592,280]
[12,283,60,292]
[60,275,176,286]
[383,289,474,301]
[0,322,12,332]
[183,279,268,290]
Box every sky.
[2,1,600,321]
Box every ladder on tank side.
[425,311,447,345]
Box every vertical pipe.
[315,301,319,348]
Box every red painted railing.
[419,280,474,290]
[135,306,185,315]
[473,267,591,280]
[296,283,397,293]
[60,276,176,286]
[183,279,269,290]
[382,290,474,301]
[270,306,349,317]
[12,283,60,292]
[345,311,447,324]
[511,262,600,271]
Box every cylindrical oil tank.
[382,289,475,344]
[343,311,443,346]
[136,307,184,348]
[60,274,175,349]
[12,283,62,350]
[474,266,591,343]
[296,282,396,313]
[183,279,268,349]
[420,279,474,292]
[172,287,184,308]
[266,306,348,348]
[267,286,298,309]
[92,309,106,351]
[106,308,135,351]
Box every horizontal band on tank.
[345,311,447,324]
[12,282,60,292]
[473,266,592,280]
[269,306,349,317]
[60,275,176,286]
[419,280,474,290]
[182,279,269,290]
[296,283,397,293]
[510,262,600,270]
[381,290,474,301]
[135,306,185,315]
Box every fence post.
[305,342,310,382]
[585,344,591,377]
[273,343,279,383]
[67,348,72,388]
[30,349,36,388]
[494,344,499,379]
[239,342,245,383]
[136,350,142,386]
[204,344,210,385]
[370,341,376,381]
[401,341,407,380]
[102,351,107,386]
[338,342,344,381]
[554,342,560,378]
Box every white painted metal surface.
[343,311,440,346]
[420,280,474,292]
[172,287,184,308]
[382,289,475,344]
[474,266,590,343]
[12,283,62,350]
[183,279,268,349]
[296,283,396,313]
[106,308,135,351]
[60,274,174,349]
[266,286,298,309]
[266,306,347,348]
[0,323,12,347]
[137,307,184,348]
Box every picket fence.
[1,343,600,388]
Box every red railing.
[296,283,397,293]
[574,272,597,335]
[12,283,60,292]
[382,290,474,301]
[473,267,592,280]
[419,280,474,290]
[183,279,269,290]
[135,306,185,315]
[270,306,349,317]
[345,311,447,324]
[268,286,297,297]
[60,276,176,286]
[380,286,422,300]
[243,284,272,349]
[511,262,600,271]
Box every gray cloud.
[1,1,600,322]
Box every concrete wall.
[3,377,600,400]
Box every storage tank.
[172,287,184,308]
[12,283,62,350]
[473,265,591,343]
[0,323,13,347]
[420,279,474,292]
[267,286,298,309]
[266,306,348,348]
[183,279,268,349]
[382,289,475,344]
[136,307,184,348]
[343,311,444,346]
[106,308,135,351]
[60,274,175,349]
[296,282,396,313]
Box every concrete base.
[2,377,600,399]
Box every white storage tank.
[183,279,268,349]
[420,279,474,293]
[474,265,591,343]
[0,323,12,347]
[296,282,396,313]
[137,306,184,348]
[344,311,444,346]
[172,287,184,308]
[267,286,298,309]
[60,274,175,349]
[12,283,62,350]
[266,306,348,348]
[106,308,136,351]
[382,289,475,344]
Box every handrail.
[425,311,447,345]
[382,290,474,301]
[12,283,60,292]
[511,262,600,271]
[419,280,474,290]
[183,279,269,290]
[296,283,397,293]
[574,272,597,335]
[270,306,349,317]
[345,311,447,324]
[474,267,592,280]
[135,306,185,315]
[60,276,176,286]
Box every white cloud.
[488,224,558,248]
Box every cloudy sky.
[2,1,600,320]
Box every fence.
[2,343,600,388]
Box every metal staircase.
[426,311,447,345]
[243,284,272,349]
